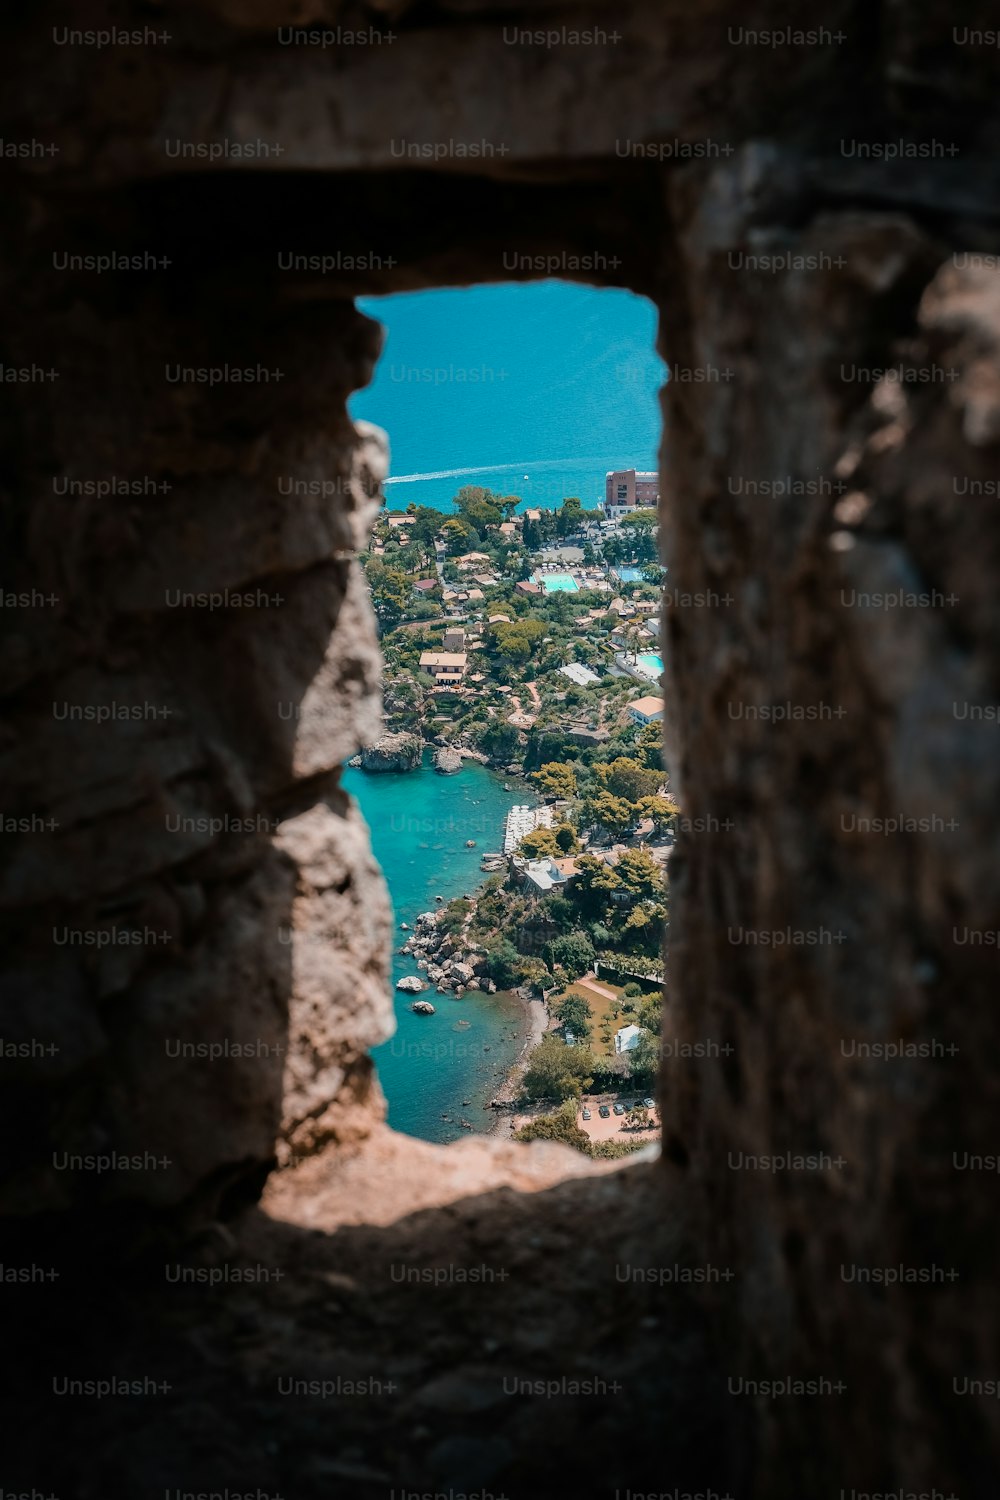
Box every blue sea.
[349,281,664,512]
[342,753,533,1143]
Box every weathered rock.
[396,975,424,994]
[434,747,463,774]
[358,731,422,773]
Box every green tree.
[538,893,576,930]
[522,1036,596,1100]
[615,848,666,901]
[553,993,594,1038]
[583,791,635,840]
[452,486,509,535]
[514,1099,590,1153]
[638,794,678,834]
[442,516,471,554]
[636,722,664,772]
[491,618,547,663]
[626,1031,660,1088]
[519,828,562,860]
[624,1105,652,1132]
[364,560,412,625]
[475,722,522,762]
[483,940,520,989]
[556,495,583,537]
[553,823,579,854]
[595,757,663,804]
[545,931,596,980]
[532,761,578,800]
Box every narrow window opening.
[346,280,670,1167]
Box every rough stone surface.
[357,730,423,772]
[1,0,999,1494]
[434,746,464,774]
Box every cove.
[342,752,534,1143]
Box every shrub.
[514,1100,590,1154]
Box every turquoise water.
[616,566,646,583]
[341,753,534,1143]
[638,653,664,678]
[537,573,579,593]
[349,282,664,512]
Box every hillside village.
[362,472,675,1156]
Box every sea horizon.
[349,280,664,512]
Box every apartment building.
[604,468,659,520]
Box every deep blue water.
[349,281,664,512]
[342,754,533,1143]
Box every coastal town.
[357,469,671,1157]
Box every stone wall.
[0,201,395,1233]
[1,0,998,1491]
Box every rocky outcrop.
[358,731,423,773]
[433,747,463,775]
[396,975,424,993]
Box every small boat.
[435,895,444,903]
[465,840,476,848]
[400,922,409,930]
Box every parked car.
[581,1108,592,1121]
[642,1098,655,1109]
[598,1105,610,1119]
[613,1103,626,1116]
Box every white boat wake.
[383,456,618,486]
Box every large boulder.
[359,731,423,773]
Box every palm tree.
[624,626,643,665]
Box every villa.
[629,696,665,725]
[419,651,468,685]
[515,580,543,597]
[520,856,571,896]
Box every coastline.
[487,992,549,1135]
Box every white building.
[614,1024,646,1054]
[559,662,600,688]
[628,696,664,725]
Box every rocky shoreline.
[399,908,495,997]
[351,728,503,776]
[399,902,550,1127]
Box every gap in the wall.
[345,280,672,1164]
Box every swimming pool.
[616,566,645,583]
[637,653,664,680]
[536,573,580,593]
